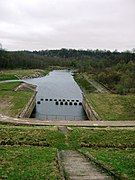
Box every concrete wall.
[18,84,37,118]
[82,94,101,121]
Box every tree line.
[0,48,135,94]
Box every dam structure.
[24,70,88,120]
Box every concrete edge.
[79,150,128,180]
[0,114,135,127]
[18,91,37,118]
[57,150,66,180]
[82,93,101,121]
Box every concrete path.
[58,150,112,180]
[83,75,109,94]
[0,114,135,127]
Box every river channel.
[25,70,87,120]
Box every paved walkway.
[0,114,135,127]
[58,150,112,180]
[84,75,109,94]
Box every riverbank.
[0,82,36,118]
[74,73,135,121]
[0,69,48,81]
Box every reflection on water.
[25,70,87,120]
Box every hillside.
[0,49,135,94]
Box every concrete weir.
[82,93,101,121]
[17,83,37,118]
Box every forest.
[0,48,135,94]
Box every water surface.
[25,70,87,120]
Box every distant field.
[0,69,47,81]
[86,93,135,120]
[0,82,34,117]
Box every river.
[24,70,87,120]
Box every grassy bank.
[74,73,135,121]
[0,125,135,179]
[0,146,60,180]
[67,127,135,149]
[86,93,135,120]
[0,82,34,117]
[80,148,135,180]
[0,69,48,81]
[74,73,96,92]
[0,125,66,149]
[0,125,135,149]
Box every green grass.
[74,73,96,92]
[67,127,135,149]
[0,69,47,81]
[8,91,34,116]
[74,73,135,120]
[0,125,134,149]
[0,146,61,180]
[80,148,135,180]
[0,125,67,149]
[86,93,135,120]
[0,82,21,91]
[0,125,135,178]
[0,74,17,81]
[43,70,49,76]
[0,82,34,117]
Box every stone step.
[58,150,112,180]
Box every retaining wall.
[82,93,101,121]
[18,84,37,118]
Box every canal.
[25,70,87,120]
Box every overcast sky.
[0,0,135,51]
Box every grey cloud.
[0,0,135,51]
